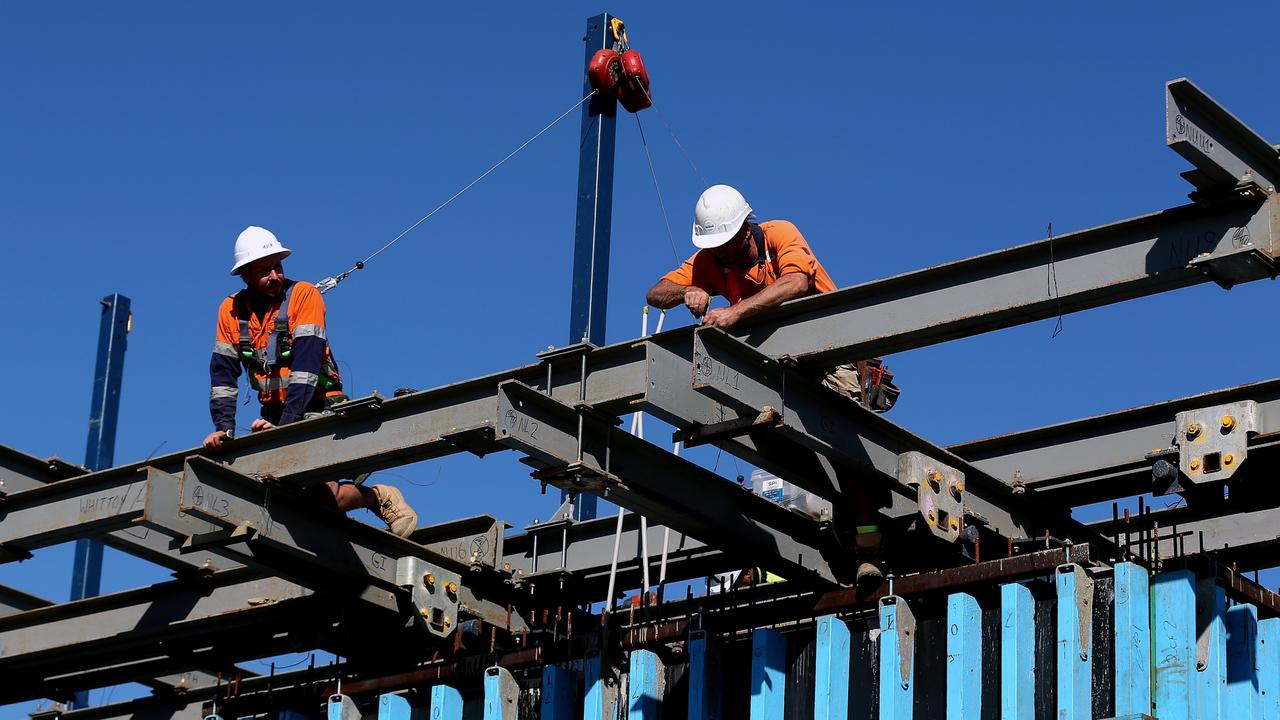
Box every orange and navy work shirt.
[661,220,836,304]
[209,280,343,431]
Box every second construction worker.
[202,226,418,537]
[645,184,893,584]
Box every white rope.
[316,90,598,294]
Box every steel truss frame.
[2,77,1280,710]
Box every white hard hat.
[230,226,291,275]
[691,184,753,249]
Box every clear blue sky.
[3,2,1280,715]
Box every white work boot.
[371,484,417,538]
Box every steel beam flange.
[1056,563,1094,660]
[395,556,462,638]
[1173,400,1259,489]
[897,452,965,543]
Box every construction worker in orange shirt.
[202,226,418,537]
[646,184,896,586]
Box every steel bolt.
[927,510,937,524]
[423,573,436,588]
[1222,415,1236,431]
[1187,422,1202,438]
[1190,459,1201,472]
[1224,454,1235,466]
[446,581,458,595]
[948,516,960,531]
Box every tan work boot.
[371,484,417,538]
[853,527,885,591]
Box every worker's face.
[241,254,287,298]
[708,222,755,269]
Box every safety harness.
[234,281,339,393]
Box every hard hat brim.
[230,248,292,275]
[691,227,738,249]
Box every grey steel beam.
[1089,503,1280,573]
[0,583,51,616]
[493,380,842,584]
[1167,78,1280,196]
[951,377,1280,504]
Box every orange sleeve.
[287,281,327,330]
[662,252,725,297]
[216,297,239,345]
[765,221,819,283]
[661,253,699,286]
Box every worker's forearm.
[646,279,689,309]
[732,274,810,321]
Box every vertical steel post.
[1259,617,1280,720]
[70,293,130,710]
[327,694,360,720]
[484,666,520,720]
[814,615,850,720]
[1000,582,1035,720]
[945,593,981,720]
[378,693,412,720]
[688,629,722,720]
[584,652,620,720]
[1225,602,1259,717]
[628,649,666,720]
[1153,570,1196,720]
[430,685,465,720]
[1197,578,1227,718]
[1113,562,1151,716]
[878,596,914,720]
[750,628,787,719]
[1055,565,1093,720]
[541,664,574,720]
[562,12,620,522]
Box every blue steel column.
[1153,570,1196,720]
[628,649,666,720]
[750,628,787,719]
[878,596,914,720]
[1113,562,1151,716]
[814,616,850,720]
[562,12,619,522]
[430,685,465,720]
[70,293,130,710]
[1054,565,1092,720]
[378,693,412,720]
[946,593,981,720]
[1001,582,1035,720]
[542,664,574,720]
[688,630,722,720]
[1259,617,1280,720]
[1197,578,1227,718]
[1225,602,1259,717]
[484,666,520,720]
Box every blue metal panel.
[1153,570,1196,720]
[485,666,519,720]
[1000,582,1035,720]
[1197,579,1227,719]
[629,649,665,720]
[430,684,465,720]
[69,294,130,708]
[946,593,980,720]
[1113,562,1151,717]
[1259,617,1280,720]
[379,692,412,720]
[878,596,914,720]
[584,653,619,720]
[688,629,722,720]
[1225,603,1259,718]
[1055,565,1092,720]
[328,694,360,720]
[751,628,787,720]
[541,664,574,720]
[814,615,850,720]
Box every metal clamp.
[897,452,965,543]
[395,556,463,638]
[1174,400,1259,486]
[880,595,916,687]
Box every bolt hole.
[1202,452,1221,474]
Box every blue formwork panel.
[541,664,574,720]
[1153,570,1196,720]
[688,630,723,720]
[430,685,464,720]
[484,666,519,720]
[1226,603,1260,718]
[584,653,620,720]
[815,615,851,720]
[378,693,412,720]
[1197,579,1227,718]
[629,648,666,720]
[328,694,360,720]
[1001,582,1035,720]
[1056,565,1093,720]
[1113,562,1151,717]
[878,596,914,720]
[751,627,787,720]
[1260,617,1280,720]
[946,593,980,720]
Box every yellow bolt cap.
[1222,416,1236,430]
[1190,459,1201,471]
[1224,454,1235,466]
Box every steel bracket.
[880,595,916,686]
[395,556,462,638]
[1188,245,1278,288]
[1172,400,1259,489]
[531,461,620,495]
[1057,563,1095,659]
[897,451,965,543]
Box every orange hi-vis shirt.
[661,220,836,304]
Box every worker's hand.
[250,419,277,433]
[702,306,740,330]
[683,287,711,318]
[202,430,229,451]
